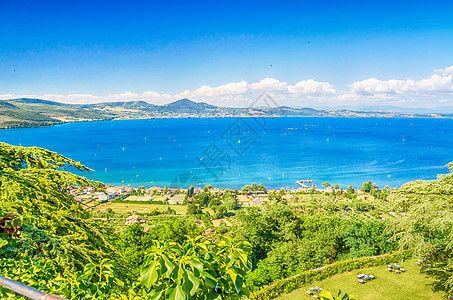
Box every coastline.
[2,113,453,131]
[1,97,453,130]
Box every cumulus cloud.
[248,78,336,95]
[288,79,336,94]
[2,66,453,108]
[249,78,288,91]
[350,66,453,95]
[175,81,248,99]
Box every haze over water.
[3,117,452,189]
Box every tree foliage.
[0,142,126,298]
[387,162,453,294]
[140,237,252,300]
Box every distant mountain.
[9,98,66,106]
[0,97,452,129]
[164,98,216,109]
[84,100,156,109]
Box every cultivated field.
[97,202,188,215]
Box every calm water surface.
[1,117,452,189]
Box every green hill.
[1,97,452,129]
[164,98,216,109]
[0,98,113,129]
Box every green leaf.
[162,254,175,276]
[189,259,204,272]
[141,261,159,289]
[187,271,200,296]
[174,284,187,300]
[150,290,164,300]
[201,270,217,281]
[115,278,124,288]
[318,290,334,300]
[226,269,237,282]
[234,275,243,293]
[241,286,251,297]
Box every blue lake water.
[1,117,452,189]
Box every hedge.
[250,250,413,300]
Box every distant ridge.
[164,98,216,109]
[84,100,156,109]
[1,97,452,130]
[9,98,65,106]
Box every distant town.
[1,97,452,129]
[71,181,395,234]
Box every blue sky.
[1,0,453,108]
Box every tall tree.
[387,162,453,295]
[0,142,125,298]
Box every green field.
[276,261,445,300]
[97,202,188,215]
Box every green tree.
[241,185,251,194]
[388,162,453,295]
[194,191,211,207]
[360,181,371,192]
[214,205,228,219]
[0,142,125,298]
[186,186,195,199]
[346,185,354,194]
[322,182,331,189]
[187,204,202,215]
[223,193,237,211]
[140,237,252,300]
[106,207,114,220]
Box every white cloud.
[433,66,453,76]
[288,79,336,95]
[249,78,288,91]
[2,66,453,108]
[175,80,248,100]
[350,66,453,95]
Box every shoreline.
[2,114,453,131]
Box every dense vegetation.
[388,162,453,295]
[0,98,112,129]
[1,142,452,299]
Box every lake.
[2,117,452,189]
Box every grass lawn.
[276,261,446,300]
[97,202,188,215]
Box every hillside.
[164,98,216,109]
[0,98,113,129]
[1,97,452,129]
